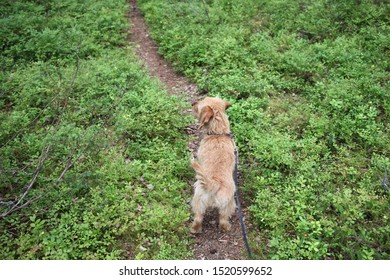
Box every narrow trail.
[128,0,251,260]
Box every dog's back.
[194,135,235,195]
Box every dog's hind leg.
[218,197,236,232]
[191,181,208,233]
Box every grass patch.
[0,0,193,259]
[139,0,390,259]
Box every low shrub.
[0,0,193,259]
[139,0,390,259]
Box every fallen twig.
[1,144,51,218]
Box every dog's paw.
[219,221,232,232]
[191,222,202,234]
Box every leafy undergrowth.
[139,0,390,259]
[0,0,192,259]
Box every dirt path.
[128,0,251,260]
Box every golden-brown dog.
[190,97,236,233]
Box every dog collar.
[206,132,234,138]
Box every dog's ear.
[199,105,214,126]
[224,101,232,110]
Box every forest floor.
[128,0,252,260]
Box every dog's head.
[192,97,231,129]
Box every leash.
[233,148,253,259]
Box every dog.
[190,97,236,233]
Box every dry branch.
[0,144,51,218]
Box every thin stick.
[1,144,51,218]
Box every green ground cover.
[138,0,390,259]
[0,0,192,259]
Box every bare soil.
[128,0,251,260]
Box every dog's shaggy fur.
[190,97,236,233]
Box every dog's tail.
[191,159,219,193]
